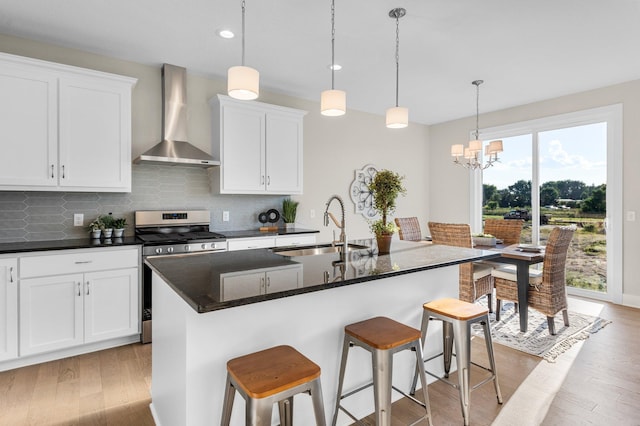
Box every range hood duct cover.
[134,64,220,167]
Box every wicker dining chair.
[428,222,494,311]
[483,219,523,246]
[491,226,575,335]
[395,217,423,241]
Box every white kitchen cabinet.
[211,94,306,194]
[0,52,136,192]
[227,236,277,251]
[0,258,18,362]
[19,247,139,356]
[220,264,303,301]
[274,234,317,247]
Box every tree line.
[483,179,606,213]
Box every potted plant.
[282,198,299,229]
[113,217,127,238]
[368,169,406,254]
[100,214,116,239]
[88,217,103,239]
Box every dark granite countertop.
[0,236,142,254]
[145,239,501,313]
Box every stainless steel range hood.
[134,64,220,167]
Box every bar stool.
[221,345,326,426]
[332,316,432,426]
[410,298,503,426]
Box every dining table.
[478,243,546,332]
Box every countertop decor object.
[473,234,496,247]
[368,169,406,254]
[281,198,298,229]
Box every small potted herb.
[368,169,406,254]
[113,217,127,238]
[100,214,116,239]
[88,217,104,239]
[282,198,299,229]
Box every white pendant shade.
[227,65,259,100]
[451,144,464,157]
[321,89,346,116]
[386,106,408,128]
[468,139,482,153]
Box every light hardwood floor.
[0,298,637,425]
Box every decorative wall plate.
[349,164,378,218]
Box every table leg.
[516,260,529,332]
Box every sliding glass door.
[471,105,622,302]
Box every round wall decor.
[349,164,378,218]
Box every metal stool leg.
[414,340,433,426]
[221,374,235,426]
[481,316,503,404]
[452,319,471,426]
[332,336,351,426]
[410,310,432,395]
[443,321,454,378]
[246,397,275,426]
[277,397,293,426]
[372,348,393,426]
[310,377,327,426]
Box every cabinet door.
[0,259,18,361]
[20,274,84,356]
[220,104,265,193]
[220,271,265,301]
[265,265,303,293]
[265,112,303,194]
[84,268,138,343]
[59,75,132,191]
[0,61,57,187]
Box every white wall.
[0,33,431,242]
[428,80,640,305]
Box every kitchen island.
[147,239,499,426]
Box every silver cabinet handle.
[86,281,90,295]
[261,175,265,185]
[261,277,265,289]
[62,165,65,179]
[77,282,81,296]
[9,266,14,283]
[51,164,54,178]
[266,276,270,288]
[267,176,270,186]
[75,260,93,264]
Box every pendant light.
[227,0,259,100]
[386,7,408,128]
[321,0,346,116]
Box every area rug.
[472,300,611,362]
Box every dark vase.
[376,233,393,254]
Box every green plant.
[282,198,299,223]
[113,217,127,229]
[88,217,103,232]
[368,169,406,236]
[100,214,116,230]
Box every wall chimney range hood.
[134,64,220,167]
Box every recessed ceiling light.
[328,64,342,71]
[218,29,235,39]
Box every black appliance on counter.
[136,210,227,343]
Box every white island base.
[150,266,459,426]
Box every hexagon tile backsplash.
[0,164,285,243]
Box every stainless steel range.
[136,210,227,343]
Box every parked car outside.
[503,209,530,221]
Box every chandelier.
[451,80,503,170]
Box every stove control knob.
[167,247,174,254]
[201,243,207,250]
[155,248,163,255]
[184,245,191,252]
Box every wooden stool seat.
[227,345,321,399]
[344,316,422,350]
[222,345,326,426]
[423,297,488,321]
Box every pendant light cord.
[395,13,400,107]
[241,0,246,66]
[330,0,336,90]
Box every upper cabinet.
[211,94,307,195]
[0,53,137,192]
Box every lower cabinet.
[227,234,317,251]
[220,264,303,301]
[0,258,18,362]
[19,268,138,356]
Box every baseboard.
[622,293,640,309]
[0,334,140,372]
[149,403,161,426]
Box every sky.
[482,122,607,190]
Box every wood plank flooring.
[0,297,637,425]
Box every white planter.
[473,236,496,247]
[102,228,113,239]
[113,228,125,238]
[284,223,295,229]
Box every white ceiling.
[1,0,639,125]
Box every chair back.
[483,219,523,246]
[541,226,575,288]
[428,222,472,248]
[394,217,422,241]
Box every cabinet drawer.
[20,248,139,278]
[227,237,276,251]
[274,234,317,247]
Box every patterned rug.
[472,300,611,362]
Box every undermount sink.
[272,243,369,257]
